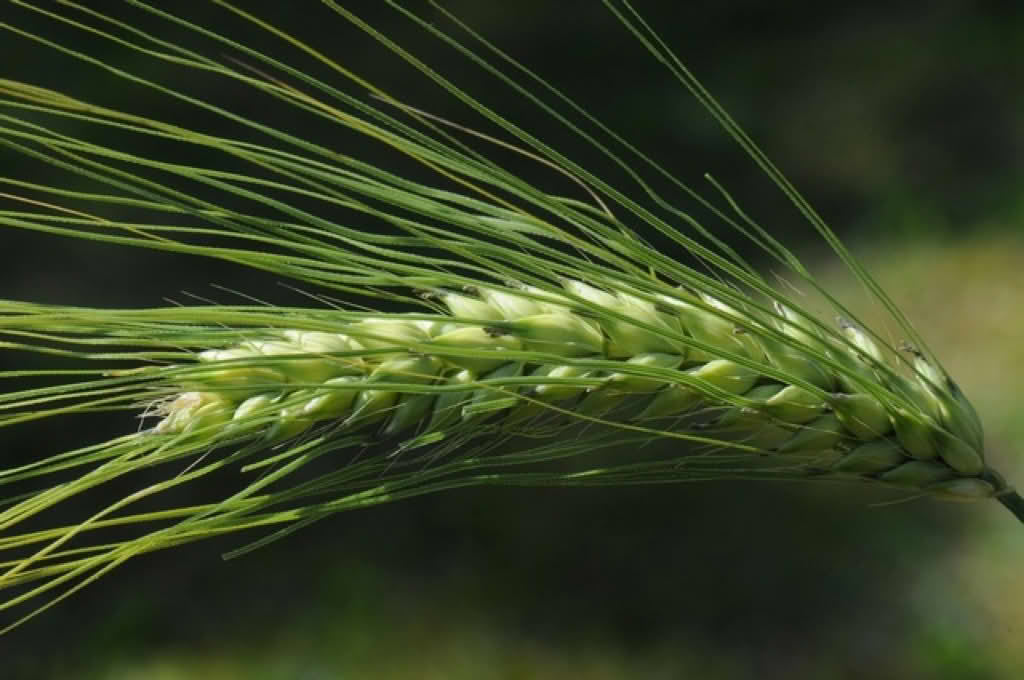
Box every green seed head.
[138,281,993,500]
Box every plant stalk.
[997,490,1024,525]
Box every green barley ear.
[0,1,1020,632]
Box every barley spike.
[0,0,1021,632]
[148,281,999,499]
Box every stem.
[997,491,1024,526]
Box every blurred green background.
[2,1,1023,677]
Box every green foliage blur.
[2,1,1022,677]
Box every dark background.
[2,2,1023,677]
